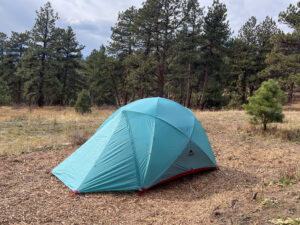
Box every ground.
[0,105,300,225]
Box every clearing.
[0,105,300,224]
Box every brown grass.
[0,106,115,155]
[0,104,300,224]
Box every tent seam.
[124,109,190,139]
[123,110,191,140]
[124,110,192,187]
[142,113,156,188]
[190,139,216,165]
[156,97,160,117]
[150,118,191,186]
[76,114,122,192]
[190,138,217,165]
[190,117,216,165]
[190,116,197,139]
[123,111,142,189]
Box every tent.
[52,97,217,194]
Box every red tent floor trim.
[138,166,218,195]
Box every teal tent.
[52,97,217,193]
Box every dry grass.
[0,104,300,224]
[0,106,115,155]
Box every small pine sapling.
[243,79,285,130]
[75,90,92,114]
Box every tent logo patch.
[188,150,194,156]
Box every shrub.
[0,78,12,105]
[243,79,285,131]
[69,130,90,145]
[75,90,92,114]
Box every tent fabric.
[52,97,217,193]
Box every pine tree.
[255,16,279,73]
[278,1,300,30]
[236,16,258,103]
[135,0,184,97]
[260,2,300,104]
[229,16,279,106]
[171,0,203,107]
[19,49,41,105]
[0,32,7,78]
[122,50,157,100]
[2,31,30,104]
[86,46,115,106]
[108,6,137,57]
[53,26,85,105]
[243,79,285,130]
[200,0,231,109]
[25,1,59,106]
[0,78,11,105]
[108,6,138,105]
[75,89,92,114]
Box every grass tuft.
[69,130,91,146]
[244,125,300,143]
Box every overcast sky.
[0,0,297,56]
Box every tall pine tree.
[108,6,138,105]
[53,26,85,105]
[199,0,231,109]
[2,31,30,104]
[86,46,115,105]
[260,2,300,103]
[25,2,59,106]
[0,32,7,78]
[173,0,203,107]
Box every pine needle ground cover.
[0,105,300,224]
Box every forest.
[0,0,299,109]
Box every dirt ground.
[1,107,300,224]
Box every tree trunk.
[38,23,48,107]
[185,62,192,108]
[179,78,184,105]
[139,87,144,99]
[263,123,267,131]
[287,81,294,104]
[241,74,247,104]
[110,74,121,107]
[195,74,202,107]
[249,86,255,97]
[139,72,144,99]
[132,86,136,101]
[200,66,209,110]
[123,79,128,105]
[37,54,45,107]
[17,79,21,104]
[61,66,68,105]
[155,44,164,97]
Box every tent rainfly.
[52,97,217,194]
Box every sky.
[0,0,297,56]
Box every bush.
[0,78,12,105]
[75,90,92,114]
[69,130,90,145]
[243,79,285,131]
